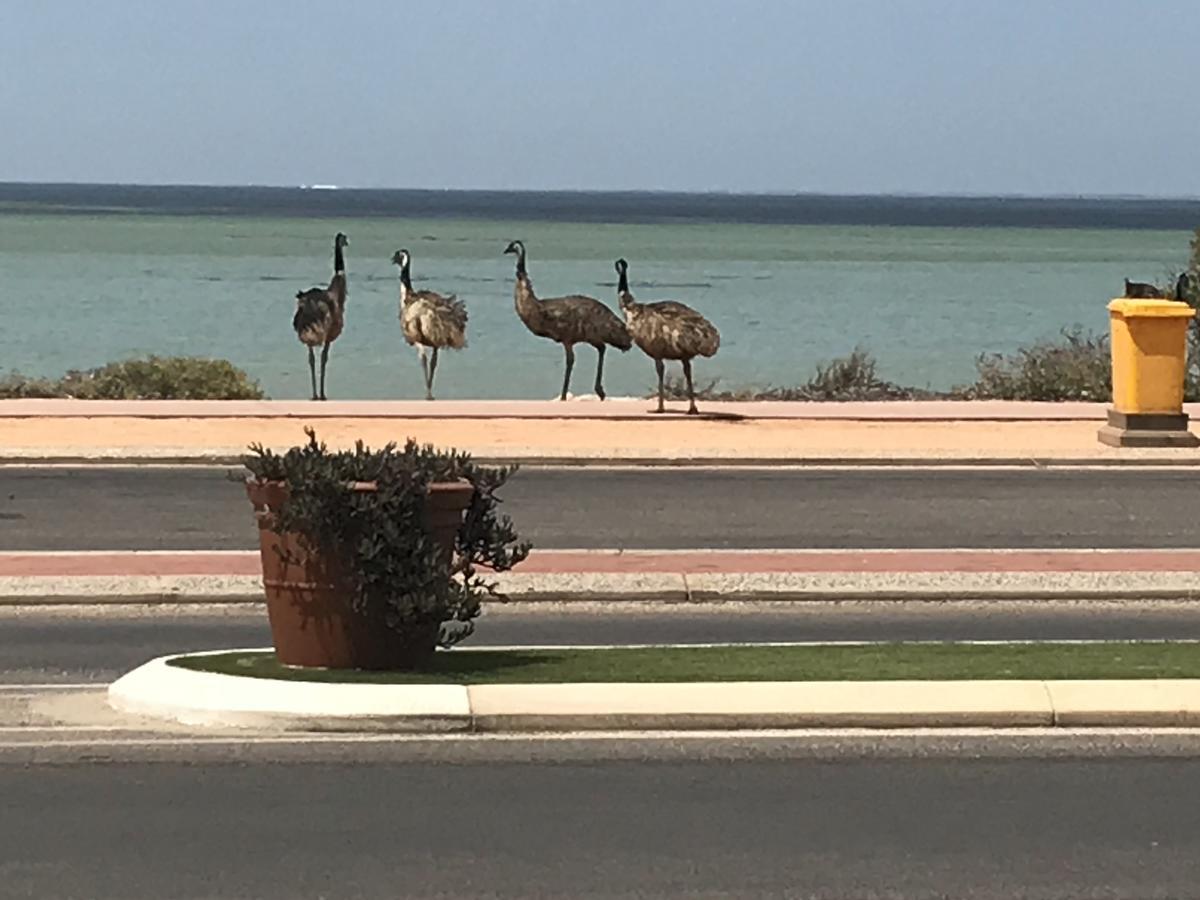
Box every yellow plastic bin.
[1099,298,1199,447]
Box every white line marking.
[162,638,1200,660]
[455,638,1200,651]
[0,684,103,691]
[6,726,1200,750]
[0,726,143,733]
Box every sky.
[1,0,1197,196]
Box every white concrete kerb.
[108,650,471,732]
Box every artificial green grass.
[168,642,1200,684]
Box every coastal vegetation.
[0,333,1176,403]
[662,332,1118,403]
[0,356,265,400]
[670,228,1200,404]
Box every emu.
[615,257,720,415]
[394,249,468,400]
[292,232,348,401]
[504,240,631,400]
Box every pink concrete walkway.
[0,398,1157,421]
[3,549,1199,577]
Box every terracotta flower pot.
[245,479,475,670]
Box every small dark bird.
[1124,278,1163,299]
[393,249,468,401]
[293,233,348,400]
[1175,272,1195,305]
[615,258,720,415]
[504,240,631,400]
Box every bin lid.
[1108,298,1196,318]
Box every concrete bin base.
[1097,409,1200,448]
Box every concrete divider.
[107,651,1200,733]
[7,568,1200,605]
[1046,680,1200,727]
[109,654,471,731]
[466,680,1053,731]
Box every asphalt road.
[3,758,1198,899]
[8,601,1200,684]
[2,464,1199,550]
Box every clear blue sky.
[1,0,1197,196]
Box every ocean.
[2,183,1197,400]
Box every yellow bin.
[1108,298,1194,414]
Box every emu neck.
[333,243,345,275]
[616,270,638,312]
[399,263,414,301]
[617,268,635,308]
[329,272,347,309]
[514,271,542,328]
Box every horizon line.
[3,180,1200,204]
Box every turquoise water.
[0,210,1191,399]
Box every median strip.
[108,643,1200,732]
[3,549,1200,604]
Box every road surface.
[2,464,1198,550]
[2,757,1197,899]
[7,601,1200,684]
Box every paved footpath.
[5,399,1200,462]
[4,548,1200,603]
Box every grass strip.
[169,642,1200,685]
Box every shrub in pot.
[243,429,530,670]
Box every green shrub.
[0,356,265,400]
[659,347,928,402]
[960,328,1111,402]
[793,347,919,401]
[0,373,65,398]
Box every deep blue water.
[4,182,1200,229]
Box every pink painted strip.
[0,553,263,577]
[2,550,1199,577]
[515,550,1200,574]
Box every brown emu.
[504,240,631,400]
[393,249,468,401]
[615,257,720,415]
[292,232,348,401]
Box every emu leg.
[653,358,666,413]
[560,344,575,401]
[318,342,330,401]
[419,347,432,401]
[683,358,699,415]
[428,347,440,401]
[594,345,607,400]
[307,346,318,401]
